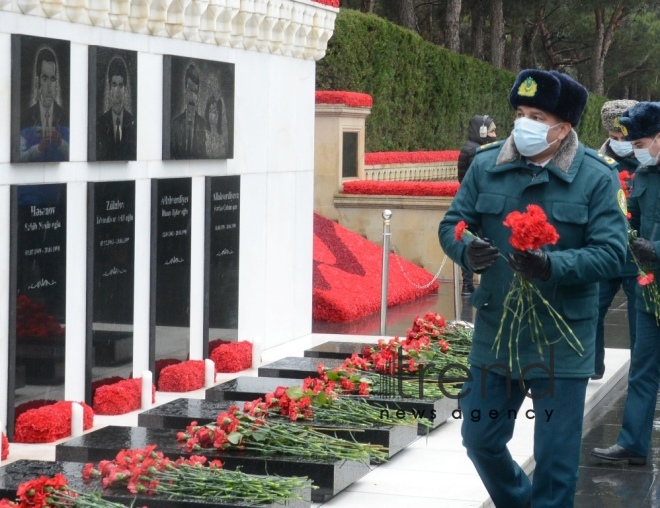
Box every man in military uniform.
[592,99,640,380]
[439,69,627,507]
[592,101,660,467]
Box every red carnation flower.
[454,220,468,241]
[503,204,559,251]
[638,272,655,286]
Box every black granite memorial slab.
[206,376,303,402]
[258,357,345,379]
[0,460,311,508]
[9,183,67,438]
[151,178,192,378]
[138,398,417,460]
[304,341,375,360]
[206,376,456,436]
[205,176,240,350]
[87,180,135,401]
[55,426,371,502]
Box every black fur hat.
[509,69,588,126]
[618,102,660,141]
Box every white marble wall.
[0,2,324,429]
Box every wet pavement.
[314,280,651,506]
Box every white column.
[133,178,151,376]
[65,181,87,401]
[189,176,205,360]
[0,186,9,436]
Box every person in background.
[592,99,639,380]
[592,101,660,467]
[439,69,627,507]
[456,114,497,295]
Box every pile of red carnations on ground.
[313,213,439,322]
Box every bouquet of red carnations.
[456,204,583,370]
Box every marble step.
[258,356,345,379]
[55,425,371,503]
[0,460,311,508]
[303,341,374,360]
[137,397,418,460]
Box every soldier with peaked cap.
[439,69,627,507]
[592,101,660,467]
[592,99,640,380]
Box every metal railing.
[379,210,462,335]
[365,162,458,182]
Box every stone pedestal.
[258,356,344,379]
[314,104,370,221]
[138,397,418,460]
[55,425,370,503]
[304,341,374,360]
[0,460,311,508]
[206,375,458,435]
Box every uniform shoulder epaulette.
[476,139,504,153]
[585,148,617,168]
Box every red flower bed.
[315,91,372,108]
[365,150,459,165]
[312,0,339,7]
[93,377,155,415]
[210,341,252,373]
[13,401,93,443]
[313,213,439,322]
[158,360,206,392]
[342,180,459,197]
[1,433,8,461]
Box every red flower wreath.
[158,359,205,392]
[210,341,253,373]
[93,377,155,416]
[14,401,94,443]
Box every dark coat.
[170,111,207,160]
[96,108,137,161]
[628,163,660,315]
[457,115,494,183]
[439,132,627,378]
[598,139,640,278]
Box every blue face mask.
[634,136,659,166]
[513,118,562,157]
[609,139,633,157]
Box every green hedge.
[317,9,609,152]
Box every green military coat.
[439,131,627,379]
[628,164,660,315]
